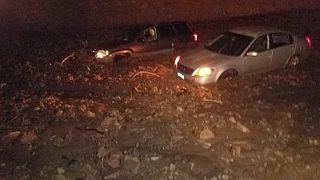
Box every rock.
[235,122,250,133]
[104,171,121,179]
[1,131,21,144]
[309,138,318,146]
[124,155,140,174]
[92,103,107,114]
[82,164,99,180]
[199,128,215,140]
[228,117,237,124]
[97,147,108,158]
[198,140,212,149]
[151,156,161,161]
[53,174,66,180]
[20,131,38,144]
[56,109,64,116]
[57,167,65,174]
[171,135,184,143]
[106,148,124,168]
[169,163,176,180]
[84,111,96,118]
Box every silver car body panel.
[176,26,310,84]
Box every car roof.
[229,26,289,38]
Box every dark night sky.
[0,0,319,32]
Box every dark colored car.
[94,21,198,63]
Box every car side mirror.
[246,51,258,57]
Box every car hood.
[180,47,233,68]
[95,40,132,51]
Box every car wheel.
[114,53,131,64]
[218,69,238,82]
[286,55,300,68]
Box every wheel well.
[218,69,238,81]
[285,54,301,67]
[113,50,133,61]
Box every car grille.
[177,63,194,75]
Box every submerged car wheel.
[114,53,131,64]
[286,55,301,68]
[218,69,238,82]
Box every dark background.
[0,0,319,34]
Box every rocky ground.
[1,11,320,180]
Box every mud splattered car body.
[95,21,197,63]
[175,26,311,84]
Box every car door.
[270,33,296,69]
[153,24,175,53]
[243,35,273,74]
[131,26,157,55]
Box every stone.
[1,131,21,144]
[124,155,140,174]
[106,148,124,168]
[199,128,215,140]
[20,131,38,144]
[228,117,237,124]
[84,111,96,118]
[235,122,250,133]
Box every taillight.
[305,36,312,48]
[193,33,198,42]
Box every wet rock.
[1,131,21,145]
[104,171,121,179]
[20,131,38,144]
[199,128,215,140]
[84,111,96,118]
[97,146,108,158]
[124,155,140,174]
[106,148,124,169]
[309,138,318,146]
[171,135,184,143]
[82,164,99,180]
[151,156,161,161]
[198,140,212,149]
[235,122,250,133]
[56,109,64,117]
[228,116,237,124]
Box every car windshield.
[206,32,254,56]
[120,26,146,42]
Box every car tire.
[218,69,238,82]
[286,55,301,68]
[114,53,131,64]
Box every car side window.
[140,26,158,42]
[271,33,292,48]
[157,25,175,38]
[248,35,268,52]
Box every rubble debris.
[124,155,140,174]
[235,122,250,133]
[82,164,99,180]
[1,131,21,145]
[199,128,215,140]
[20,130,38,144]
[105,148,124,169]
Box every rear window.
[173,22,192,34]
[157,25,175,38]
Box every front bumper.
[176,71,217,85]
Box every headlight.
[192,67,213,77]
[174,56,180,67]
[95,50,109,58]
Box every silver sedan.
[175,26,312,84]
